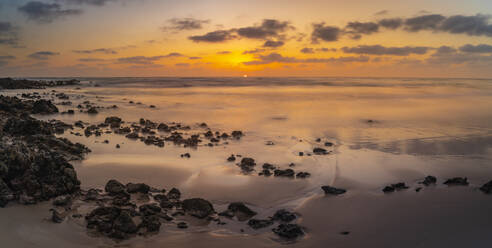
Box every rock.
[0,179,14,207]
[50,209,64,223]
[274,169,295,178]
[116,144,120,149]
[324,142,334,147]
[126,183,150,194]
[321,186,347,195]
[53,195,71,206]
[272,209,296,222]
[85,189,100,201]
[87,107,98,114]
[167,188,181,200]
[19,194,36,205]
[421,175,437,186]
[313,147,328,155]
[140,215,161,232]
[262,163,275,170]
[222,202,257,221]
[32,99,59,114]
[227,155,236,162]
[444,177,469,186]
[180,153,191,158]
[125,132,139,139]
[177,222,188,229]
[105,116,122,127]
[86,207,138,239]
[139,204,161,216]
[382,182,409,193]
[480,180,492,194]
[248,219,273,229]
[272,224,304,239]
[239,157,256,172]
[182,198,215,219]
[105,179,126,195]
[259,169,272,177]
[231,131,243,139]
[296,172,311,178]
[340,231,350,235]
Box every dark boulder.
[313,147,328,155]
[182,198,215,219]
[167,188,181,200]
[480,180,492,194]
[139,204,161,216]
[274,169,295,178]
[272,224,304,239]
[126,183,150,194]
[32,100,59,114]
[139,215,161,232]
[420,175,437,186]
[105,179,126,195]
[272,209,296,222]
[444,177,469,186]
[248,219,273,229]
[219,202,257,221]
[321,186,347,195]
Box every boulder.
[272,209,296,222]
[444,177,469,186]
[182,198,215,219]
[126,183,150,194]
[272,224,304,239]
[105,179,126,195]
[321,186,347,195]
[248,219,273,229]
[480,180,492,194]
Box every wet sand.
[1,77,492,247]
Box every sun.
[243,74,248,78]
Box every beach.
[1,77,492,247]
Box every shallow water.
[2,77,492,247]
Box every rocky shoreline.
[1,78,491,244]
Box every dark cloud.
[188,56,202,59]
[56,0,116,5]
[73,48,118,54]
[116,53,182,65]
[300,47,314,54]
[263,40,284,48]
[243,52,369,65]
[189,30,236,43]
[216,51,231,54]
[345,21,379,39]
[434,46,457,55]
[378,18,403,29]
[117,55,164,65]
[28,51,60,60]
[175,63,190,67]
[439,15,492,36]
[78,58,107,62]
[459,44,492,53]
[342,45,429,56]
[375,10,389,16]
[0,22,20,47]
[311,23,341,43]
[427,52,492,65]
[316,47,337,52]
[163,18,210,32]
[18,1,82,23]
[236,19,292,40]
[0,55,15,67]
[242,48,265,54]
[404,14,446,32]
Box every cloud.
[375,10,389,16]
[216,51,231,54]
[0,55,15,67]
[0,22,20,47]
[175,63,190,67]
[73,48,118,54]
[300,47,314,54]
[434,46,457,55]
[163,18,210,32]
[116,53,182,65]
[345,21,379,39]
[78,58,106,62]
[18,1,82,23]
[311,23,341,43]
[427,52,492,65]
[28,51,60,60]
[236,19,292,40]
[440,15,492,36]
[263,40,284,48]
[404,14,446,32]
[316,47,337,52]
[189,30,236,43]
[117,55,164,65]
[242,48,265,54]
[56,0,117,6]
[243,52,369,65]
[378,18,403,29]
[188,56,201,59]
[342,45,429,56]
[459,44,492,53]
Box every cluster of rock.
[381,176,492,193]
[0,78,79,90]
[0,96,90,207]
[227,156,311,179]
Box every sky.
[0,0,492,77]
